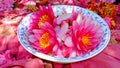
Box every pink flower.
[52,12,79,58]
[103,17,111,28]
[115,36,120,41]
[28,22,58,53]
[16,46,34,60]
[52,45,74,58]
[53,11,103,57]
[64,0,74,5]
[116,3,120,15]
[96,0,116,3]
[74,0,90,8]
[28,5,55,32]
[48,0,64,4]
[0,0,14,11]
[72,15,103,54]
[20,0,36,6]
[53,21,75,57]
[0,8,28,24]
[103,17,116,29]
[0,50,15,66]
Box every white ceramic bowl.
[17,5,110,63]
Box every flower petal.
[56,13,72,24]
[52,44,59,52]
[57,22,69,38]
[76,13,82,24]
[64,36,74,47]
[28,35,36,43]
[69,50,77,57]
[54,26,61,34]
[32,29,44,34]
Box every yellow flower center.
[39,32,50,48]
[38,15,48,28]
[81,36,92,46]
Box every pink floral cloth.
[0,13,120,68]
[0,0,14,11]
[0,0,120,68]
